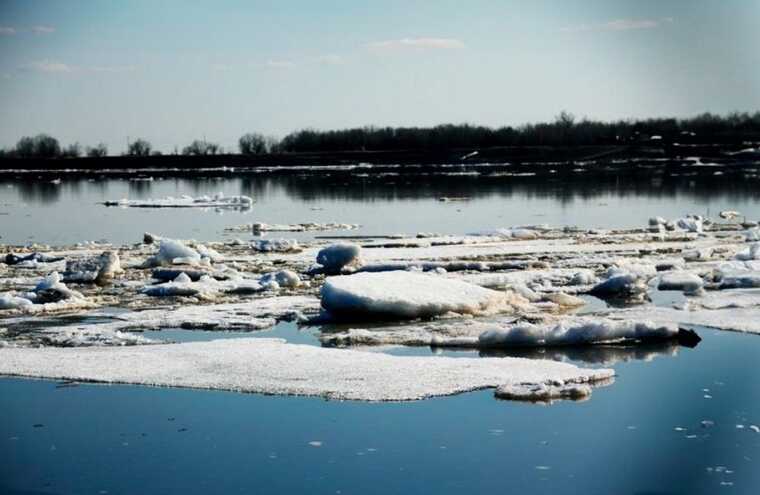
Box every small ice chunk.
[511,284,542,303]
[251,239,301,253]
[676,216,704,233]
[0,293,34,310]
[63,251,123,284]
[735,243,760,261]
[569,271,597,286]
[316,243,362,274]
[658,272,704,295]
[589,273,647,299]
[142,273,218,298]
[143,239,202,268]
[719,210,740,220]
[543,293,585,308]
[33,272,84,303]
[259,270,301,289]
[495,381,593,402]
[683,247,713,262]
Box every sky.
[0,0,759,153]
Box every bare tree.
[86,143,108,157]
[239,133,268,155]
[126,139,152,156]
[15,134,61,158]
[183,140,222,156]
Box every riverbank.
[1,143,759,175]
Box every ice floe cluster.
[3,213,760,403]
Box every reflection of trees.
[128,180,154,196]
[4,168,760,206]
[10,179,63,204]
[243,170,760,206]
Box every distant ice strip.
[0,338,614,402]
[103,193,253,209]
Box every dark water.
[2,328,759,495]
[3,169,760,245]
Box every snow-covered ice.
[320,271,522,320]
[0,338,614,401]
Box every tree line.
[2,111,759,159]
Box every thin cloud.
[265,59,296,69]
[89,65,136,73]
[31,25,55,34]
[561,18,674,33]
[367,37,465,52]
[0,26,16,36]
[315,54,345,65]
[211,63,235,71]
[26,60,73,73]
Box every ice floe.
[320,271,521,321]
[104,193,253,210]
[0,338,614,401]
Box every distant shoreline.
[1,143,758,175]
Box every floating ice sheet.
[0,338,614,401]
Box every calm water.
[2,169,760,493]
[2,169,760,245]
[2,327,760,495]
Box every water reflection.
[4,167,760,206]
[477,341,681,366]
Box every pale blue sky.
[1,0,758,153]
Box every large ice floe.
[320,271,522,321]
[0,338,614,401]
[103,193,253,210]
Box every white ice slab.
[0,338,614,401]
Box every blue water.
[2,328,759,495]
